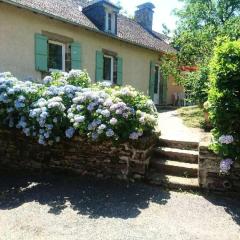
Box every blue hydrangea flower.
[129,132,139,140]
[219,135,234,144]
[220,159,234,173]
[65,127,75,139]
[74,115,85,123]
[106,129,114,137]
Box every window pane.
[103,56,112,81]
[154,66,159,94]
[113,58,117,84]
[108,13,112,31]
[48,43,63,70]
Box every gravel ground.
[0,172,239,240]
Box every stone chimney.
[135,2,155,31]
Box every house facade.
[0,0,183,105]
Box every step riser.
[146,170,200,191]
[150,164,198,178]
[158,139,199,151]
[154,151,199,164]
[147,179,199,191]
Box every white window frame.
[103,55,114,84]
[105,10,115,34]
[48,40,66,72]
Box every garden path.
[157,109,208,142]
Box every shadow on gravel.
[0,171,170,219]
[204,194,240,226]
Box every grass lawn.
[177,106,205,129]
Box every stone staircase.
[147,138,200,190]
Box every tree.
[173,0,240,65]
[159,0,240,106]
[162,24,171,37]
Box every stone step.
[150,158,198,178]
[156,105,179,111]
[158,138,199,151]
[147,172,199,191]
[154,147,199,164]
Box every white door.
[154,65,160,105]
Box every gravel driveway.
[0,171,239,240]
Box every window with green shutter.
[35,33,48,72]
[149,61,155,100]
[35,33,83,73]
[71,42,82,70]
[117,57,123,86]
[96,50,122,85]
[96,51,104,82]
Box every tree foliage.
[181,66,209,105]
[173,0,240,65]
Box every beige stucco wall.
[0,3,183,104]
[167,75,184,104]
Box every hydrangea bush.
[0,70,158,146]
[208,39,240,174]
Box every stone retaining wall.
[0,129,158,180]
[199,139,240,192]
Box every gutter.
[1,0,174,54]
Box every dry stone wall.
[0,129,157,180]
[199,140,240,192]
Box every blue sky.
[112,0,183,33]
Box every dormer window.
[105,10,116,34]
[83,1,120,34]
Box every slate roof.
[3,0,176,53]
[152,31,171,43]
[117,15,175,53]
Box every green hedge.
[208,39,240,173]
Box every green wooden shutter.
[71,42,82,69]
[162,75,168,104]
[149,61,155,100]
[117,57,123,85]
[35,33,48,72]
[96,51,104,82]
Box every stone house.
[0,0,183,105]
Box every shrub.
[43,70,91,88]
[208,39,240,173]
[181,66,209,106]
[0,71,158,145]
[66,70,91,87]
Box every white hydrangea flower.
[110,118,117,125]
